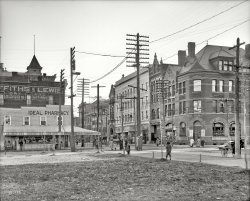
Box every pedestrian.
[166,141,172,160]
[125,139,130,155]
[19,140,23,151]
[190,138,194,147]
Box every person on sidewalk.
[125,139,130,155]
[166,141,172,160]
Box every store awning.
[3,125,101,136]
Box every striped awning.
[3,125,100,136]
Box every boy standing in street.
[166,141,172,160]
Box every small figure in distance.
[166,141,172,160]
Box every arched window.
[229,122,235,136]
[180,122,186,136]
[152,109,155,119]
[213,122,225,136]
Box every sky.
[0,0,250,115]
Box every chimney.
[188,42,195,58]
[245,44,250,59]
[122,74,124,78]
[178,50,186,66]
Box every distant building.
[114,70,150,144]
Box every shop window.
[193,80,201,92]
[180,122,186,136]
[27,94,31,105]
[40,116,47,126]
[23,116,30,125]
[193,100,201,113]
[0,93,4,105]
[4,115,11,125]
[213,122,225,136]
[57,116,63,126]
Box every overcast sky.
[1,0,249,115]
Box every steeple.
[153,53,159,65]
[27,55,42,71]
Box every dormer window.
[218,60,234,71]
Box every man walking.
[166,141,172,160]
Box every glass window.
[49,95,53,105]
[24,116,30,125]
[229,80,233,92]
[156,108,160,119]
[219,101,225,113]
[172,103,175,115]
[27,94,31,105]
[183,81,186,94]
[152,109,155,119]
[212,80,217,92]
[193,80,201,92]
[179,102,182,114]
[223,61,228,71]
[213,100,217,113]
[213,122,225,136]
[4,115,11,125]
[229,123,235,136]
[219,60,223,70]
[179,82,182,94]
[168,104,172,116]
[193,100,201,113]
[228,61,233,71]
[40,116,47,126]
[219,80,224,92]
[183,101,186,114]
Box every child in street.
[166,141,172,160]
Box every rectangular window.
[57,116,63,126]
[212,80,217,92]
[183,81,186,94]
[179,102,182,114]
[172,103,175,115]
[219,60,223,70]
[24,116,30,125]
[27,94,31,105]
[168,104,172,116]
[213,100,217,113]
[193,80,201,92]
[193,100,201,113]
[219,80,224,92]
[228,61,233,71]
[223,61,228,71]
[183,101,186,113]
[179,82,182,94]
[40,116,47,126]
[4,115,11,125]
[229,80,233,92]
[0,93,4,105]
[49,95,53,105]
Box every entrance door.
[193,121,201,141]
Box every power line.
[162,18,250,61]
[76,50,125,58]
[150,0,248,44]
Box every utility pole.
[59,69,65,149]
[156,79,170,159]
[77,78,90,128]
[69,47,80,152]
[119,95,125,155]
[126,33,149,151]
[91,84,105,153]
[229,38,245,159]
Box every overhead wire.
[150,0,248,44]
[162,18,250,61]
[76,50,124,58]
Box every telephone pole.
[69,47,80,152]
[91,84,105,153]
[59,69,65,149]
[126,33,149,150]
[77,78,90,128]
[229,38,245,159]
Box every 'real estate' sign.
[0,84,60,100]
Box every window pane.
[219,80,224,92]
[193,80,201,91]
[212,80,216,92]
[219,61,223,70]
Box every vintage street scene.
[0,1,250,201]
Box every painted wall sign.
[28,110,69,116]
[0,85,60,94]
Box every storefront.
[0,105,100,151]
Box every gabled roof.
[27,55,42,70]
